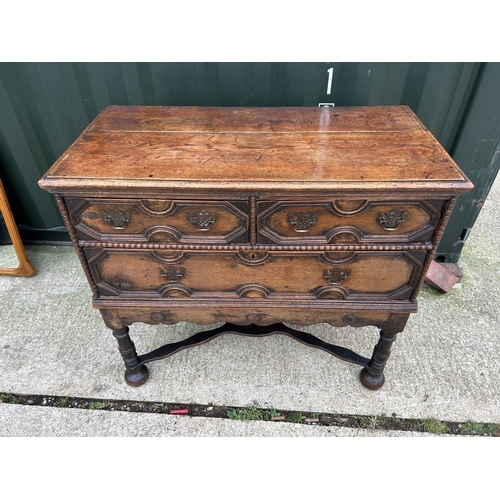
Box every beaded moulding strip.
[78,241,434,252]
[56,195,99,298]
[410,196,457,302]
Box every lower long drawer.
[84,248,427,301]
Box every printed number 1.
[326,68,334,95]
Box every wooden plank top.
[39,105,473,195]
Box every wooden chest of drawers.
[38,105,473,390]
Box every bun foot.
[124,365,149,387]
[359,367,385,390]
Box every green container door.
[0,62,498,261]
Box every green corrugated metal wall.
[0,62,498,261]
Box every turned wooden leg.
[360,329,398,390]
[112,326,149,387]
[360,313,409,390]
[100,309,149,386]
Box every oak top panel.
[90,105,426,133]
[39,105,473,194]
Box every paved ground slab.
[1,175,499,436]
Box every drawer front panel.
[67,198,249,244]
[85,249,426,301]
[257,199,443,244]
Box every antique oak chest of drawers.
[38,105,473,390]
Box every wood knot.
[343,315,357,325]
[151,312,166,322]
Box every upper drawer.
[66,198,249,244]
[257,199,444,245]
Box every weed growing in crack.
[227,407,264,420]
[485,423,499,436]
[423,419,448,434]
[227,407,281,421]
[359,416,379,429]
[461,421,485,435]
[288,412,306,424]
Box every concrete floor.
[1,175,499,436]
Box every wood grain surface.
[257,199,443,244]
[69,197,248,243]
[39,105,473,195]
[87,249,423,301]
[0,179,35,277]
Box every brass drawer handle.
[323,268,350,284]
[288,212,318,232]
[377,209,407,231]
[159,266,185,282]
[188,210,217,231]
[102,209,131,229]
